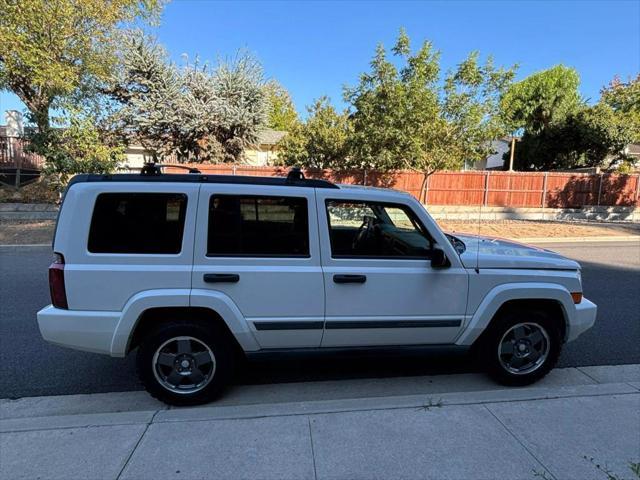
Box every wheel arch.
[456,283,574,346]
[110,288,260,357]
[126,306,245,358]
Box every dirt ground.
[439,220,640,240]
[1,219,639,246]
[0,221,56,245]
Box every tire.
[136,320,235,406]
[477,308,562,386]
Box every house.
[624,143,640,164]
[2,109,288,170]
[465,138,513,171]
[244,129,287,166]
[121,128,288,169]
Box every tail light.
[49,253,68,309]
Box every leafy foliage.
[344,29,516,183]
[281,29,516,188]
[514,103,634,170]
[278,97,350,168]
[108,33,268,163]
[264,80,300,132]
[0,0,161,132]
[601,75,640,143]
[28,107,124,190]
[503,68,637,171]
[500,65,582,134]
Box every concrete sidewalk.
[1,365,639,480]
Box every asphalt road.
[1,242,638,399]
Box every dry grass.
[439,219,640,239]
[0,179,59,204]
[0,220,55,245]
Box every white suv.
[38,167,597,405]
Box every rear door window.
[207,195,309,257]
[88,193,187,254]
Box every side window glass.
[208,195,309,257]
[326,200,432,258]
[88,193,187,254]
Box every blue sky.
[1,0,639,119]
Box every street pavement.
[1,365,639,480]
[0,241,639,399]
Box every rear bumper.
[567,298,597,342]
[37,305,120,356]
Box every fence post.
[635,174,640,207]
[363,169,367,186]
[483,171,490,206]
[232,165,236,176]
[542,172,548,208]
[11,138,21,188]
[596,173,603,206]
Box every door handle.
[203,273,240,283]
[333,274,367,284]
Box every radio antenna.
[475,182,483,274]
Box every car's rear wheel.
[137,321,234,406]
[479,308,562,386]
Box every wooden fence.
[2,135,638,207]
[166,164,640,208]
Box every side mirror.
[431,247,450,269]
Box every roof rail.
[141,163,201,175]
[67,167,339,189]
[286,167,305,183]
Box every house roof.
[627,143,640,155]
[256,129,286,145]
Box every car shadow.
[236,346,477,386]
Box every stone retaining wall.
[0,203,638,223]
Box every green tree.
[514,103,635,171]
[601,74,640,143]
[504,69,638,171]
[0,0,161,132]
[29,106,124,190]
[278,97,350,169]
[500,65,582,134]
[264,80,300,132]
[109,34,268,163]
[344,29,515,198]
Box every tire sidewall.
[137,322,234,406]
[480,309,562,386]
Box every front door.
[316,191,469,347]
[192,184,324,348]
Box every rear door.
[192,184,324,348]
[315,189,469,347]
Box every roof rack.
[141,163,201,175]
[67,166,339,189]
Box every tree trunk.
[419,172,429,204]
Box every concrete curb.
[1,382,637,434]
[2,364,638,433]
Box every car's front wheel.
[137,321,234,406]
[479,309,562,386]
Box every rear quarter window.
[88,193,187,254]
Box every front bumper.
[567,298,597,342]
[37,305,120,355]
